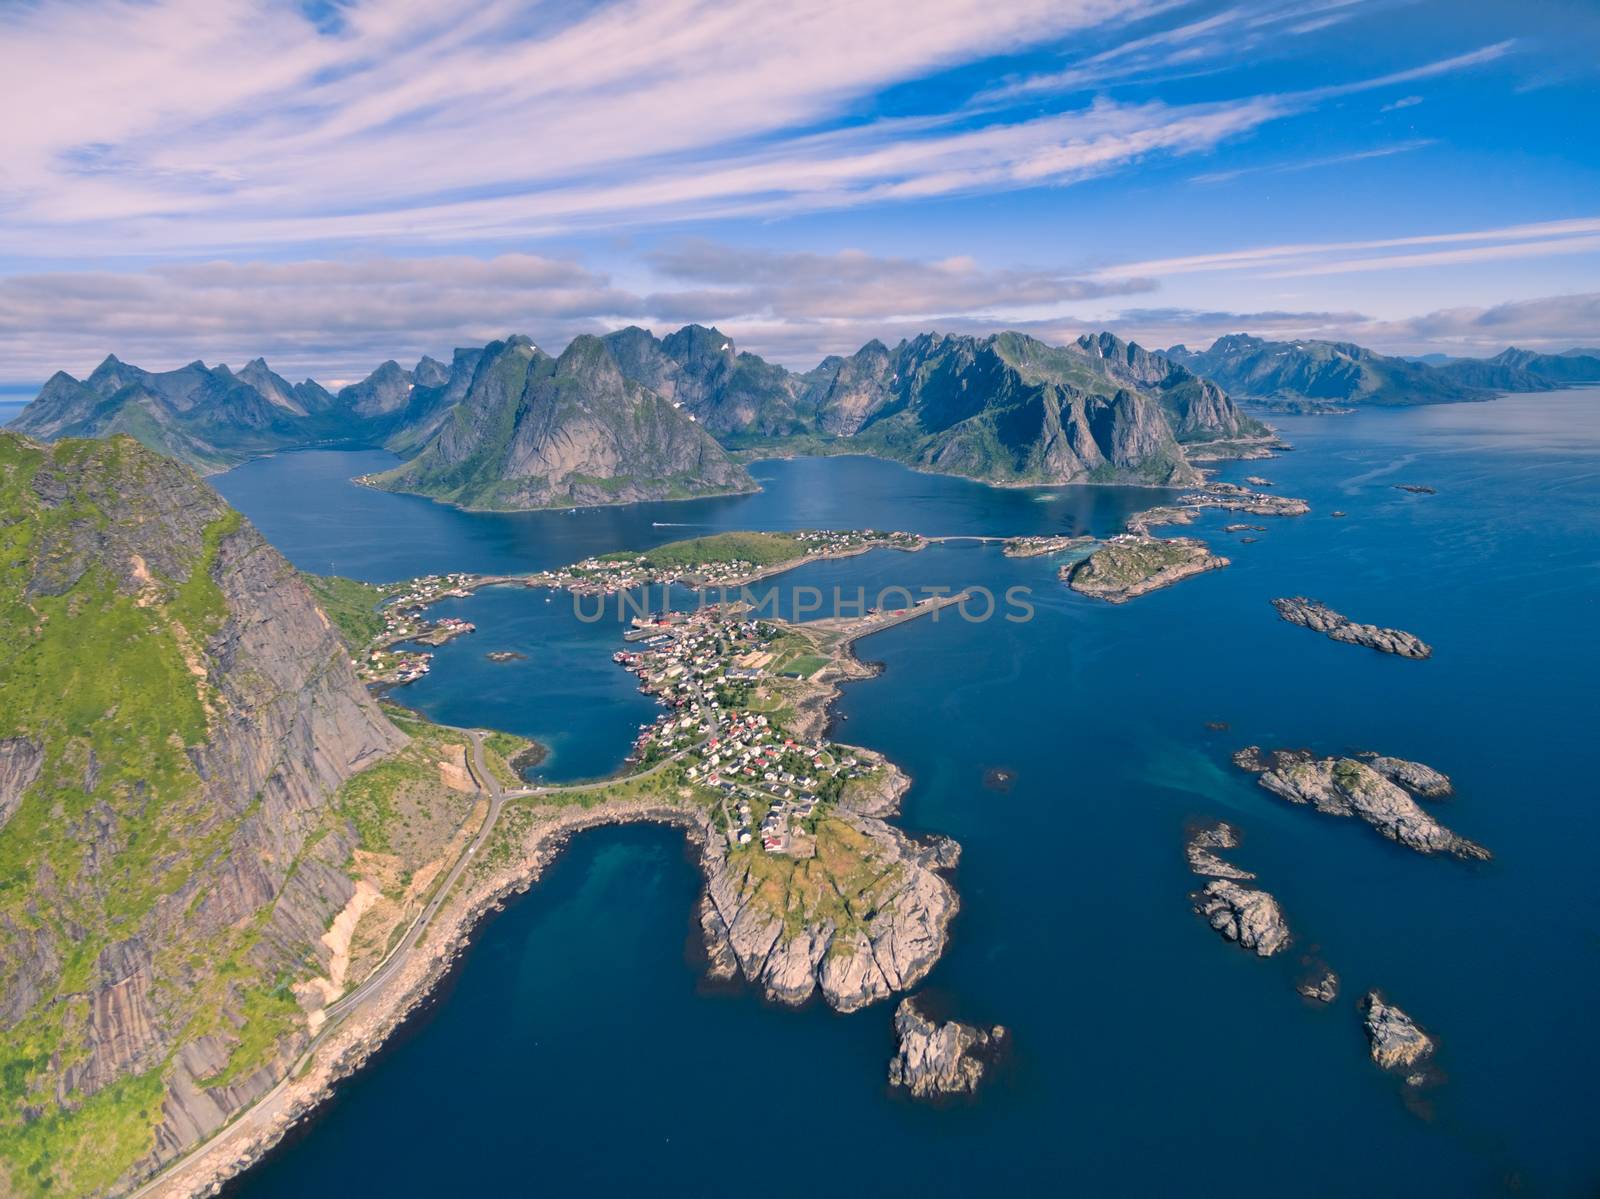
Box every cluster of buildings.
[352,575,480,687]
[611,609,874,857]
[521,529,922,596]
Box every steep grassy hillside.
[0,433,519,1197]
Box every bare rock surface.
[1297,965,1340,1003]
[1362,991,1435,1074]
[1236,748,1487,860]
[1272,596,1432,659]
[1359,754,1453,797]
[887,996,1005,1100]
[697,806,958,1014]
[1192,879,1291,956]
[1186,821,1257,880]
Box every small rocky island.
[1185,821,1256,880]
[1234,748,1487,860]
[1192,880,1291,957]
[1362,991,1435,1082]
[1186,822,1290,956]
[887,996,1005,1100]
[1297,964,1339,1003]
[486,650,527,662]
[1272,597,1432,659]
[1179,481,1310,517]
[1066,536,1228,603]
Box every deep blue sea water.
[215,392,1600,1197]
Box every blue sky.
[0,0,1595,385]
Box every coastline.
[136,800,709,1198]
[132,585,946,1198]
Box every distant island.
[1166,334,1600,408]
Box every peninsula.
[120,531,972,1196]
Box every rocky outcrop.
[1066,536,1228,603]
[1297,965,1339,1003]
[1185,821,1257,881]
[1272,597,1432,659]
[0,736,43,831]
[697,796,958,1013]
[1235,748,1487,860]
[887,996,1004,1100]
[1359,754,1452,797]
[1362,991,1434,1075]
[1192,879,1291,956]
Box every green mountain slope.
[0,432,516,1196]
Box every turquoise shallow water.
[215,392,1600,1197]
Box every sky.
[0,0,1596,388]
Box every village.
[353,573,478,687]
[520,528,924,595]
[610,606,878,857]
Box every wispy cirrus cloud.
[0,0,1192,256]
[0,0,1520,257]
[977,0,1378,100]
[1094,216,1600,280]
[1190,138,1434,184]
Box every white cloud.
[643,240,1153,322]
[0,244,1150,381]
[1381,94,1424,111]
[1112,293,1600,356]
[1190,138,1434,184]
[0,0,1186,255]
[978,0,1376,100]
[1095,216,1600,280]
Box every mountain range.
[1166,334,1600,409]
[12,326,1596,509]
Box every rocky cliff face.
[601,325,814,437]
[1074,331,1258,442]
[695,775,960,1013]
[0,432,406,1196]
[372,335,753,510]
[811,332,1207,486]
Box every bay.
[216,392,1600,1197]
